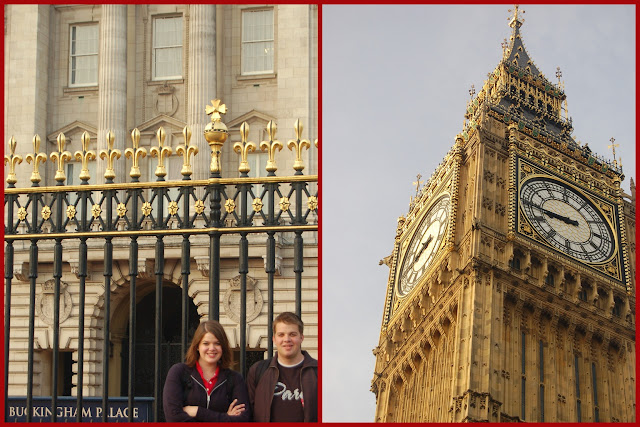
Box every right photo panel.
[322,5,635,422]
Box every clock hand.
[540,207,579,226]
[415,235,433,259]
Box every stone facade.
[4,4,318,398]
[372,11,635,423]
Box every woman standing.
[163,320,251,422]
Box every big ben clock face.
[519,176,615,263]
[397,194,450,297]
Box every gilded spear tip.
[81,131,91,152]
[33,134,41,153]
[157,126,166,146]
[106,130,115,150]
[131,128,141,149]
[294,119,303,140]
[266,120,277,141]
[9,136,17,155]
[57,133,66,152]
[240,122,249,143]
[183,126,192,144]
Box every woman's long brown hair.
[185,320,233,369]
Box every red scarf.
[196,361,219,395]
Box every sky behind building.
[322,5,635,422]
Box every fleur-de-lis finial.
[4,136,23,185]
[287,119,311,173]
[260,121,283,175]
[205,99,227,123]
[74,132,96,183]
[176,126,198,177]
[50,133,73,183]
[234,122,257,175]
[124,128,147,179]
[25,135,47,184]
[99,130,122,181]
[150,126,173,178]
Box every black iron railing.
[3,101,318,422]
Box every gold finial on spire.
[556,67,569,119]
[25,135,47,184]
[205,99,227,123]
[501,38,509,58]
[260,121,283,174]
[233,122,257,175]
[412,174,423,197]
[99,130,122,181]
[51,133,73,183]
[4,136,23,185]
[203,99,229,175]
[555,67,562,84]
[150,126,173,178]
[608,137,619,167]
[508,4,524,27]
[74,132,96,182]
[468,84,476,99]
[287,119,311,173]
[176,126,198,177]
[124,128,147,179]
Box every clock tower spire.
[373,6,635,423]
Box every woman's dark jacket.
[163,363,251,422]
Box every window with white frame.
[152,16,183,80]
[241,9,274,75]
[69,24,98,86]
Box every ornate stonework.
[35,280,73,326]
[373,7,635,423]
[223,275,264,324]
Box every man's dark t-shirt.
[270,360,305,422]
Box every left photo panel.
[3,4,318,422]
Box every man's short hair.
[273,312,304,335]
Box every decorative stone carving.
[154,82,179,116]
[69,259,91,280]
[13,262,28,282]
[195,256,209,277]
[35,279,73,326]
[223,275,263,324]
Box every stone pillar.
[187,5,217,181]
[97,5,127,184]
[4,5,50,187]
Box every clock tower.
[372,7,635,423]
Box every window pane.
[69,24,98,86]
[242,9,274,75]
[153,16,183,79]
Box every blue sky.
[322,4,635,422]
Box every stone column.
[5,5,50,187]
[97,5,127,184]
[187,5,217,181]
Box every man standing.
[247,312,318,422]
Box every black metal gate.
[3,100,318,422]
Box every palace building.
[4,4,317,420]
[372,7,635,422]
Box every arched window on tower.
[612,296,624,317]
[509,249,523,271]
[544,270,555,287]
